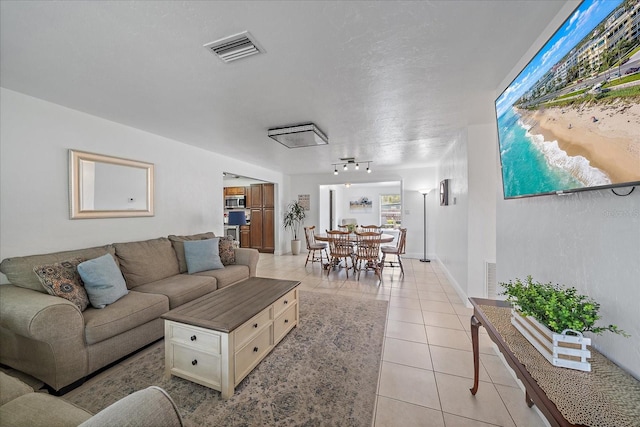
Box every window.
[380,194,401,228]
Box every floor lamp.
[418,189,431,262]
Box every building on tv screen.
[495,0,640,199]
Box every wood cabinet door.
[262,208,275,253]
[250,209,263,249]
[262,184,275,208]
[233,187,246,195]
[244,187,252,207]
[240,226,251,248]
[250,185,263,208]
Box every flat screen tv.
[495,0,640,199]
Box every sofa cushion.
[33,258,90,311]
[133,274,217,309]
[0,372,33,406]
[83,290,169,345]
[0,245,115,293]
[78,254,129,309]
[184,239,224,274]
[114,238,180,288]
[0,392,92,427]
[168,232,216,274]
[218,236,236,266]
[194,264,249,289]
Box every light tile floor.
[257,253,548,427]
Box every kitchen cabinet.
[249,183,275,253]
[240,225,251,248]
[225,187,245,196]
[244,187,252,207]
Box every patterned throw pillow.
[219,236,235,266]
[33,258,89,311]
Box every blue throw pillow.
[184,238,224,274]
[77,254,128,309]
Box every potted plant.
[501,276,628,371]
[283,200,306,255]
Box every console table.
[468,298,640,427]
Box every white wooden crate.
[511,309,591,372]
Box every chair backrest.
[304,226,317,249]
[326,230,352,256]
[355,231,382,258]
[360,224,381,233]
[397,228,407,254]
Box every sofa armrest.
[0,285,88,391]
[233,248,259,277]
[78,386,183,427]
[0,285,84,341]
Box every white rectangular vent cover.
[485,261,497,298]
[204,31,264,63]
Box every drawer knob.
[190,335,197,341]
[253,346,259,353]
[284,319,289,323]
[191,359,198,366]
[284,300,288,304]
[253,323,258,328]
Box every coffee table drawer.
[274,289,297,317]
[169,343,221,386]
[235,308,272,350]
[235,325,272,382]
[167,322,221,353]
[274,303,297,343]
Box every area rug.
[66,291,388,427]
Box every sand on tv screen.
[495,0,640,199]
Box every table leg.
[525,391,534,408]
[470,314,481,395]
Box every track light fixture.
[331,159,372,175]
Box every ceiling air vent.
[204,31,264,63]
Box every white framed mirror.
[69,149,154,219]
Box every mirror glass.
[69,150,154,219]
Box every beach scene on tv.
[496,0,640,199]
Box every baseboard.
[432,256,470,307]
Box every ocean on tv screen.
[498,107,604,199]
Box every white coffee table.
[162,277,300,398]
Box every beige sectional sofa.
[0,371,183,427]
[0,233,259,393]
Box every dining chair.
[360,224,381,233]
[303,226,329,267]
[380,228,407,276]
[354,231,382,280]
[326,230,355,277]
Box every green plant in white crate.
[501,276,628,336]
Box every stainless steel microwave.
[225,195,245,209]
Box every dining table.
[314,232,395,273]
[313,233,395,244]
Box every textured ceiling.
[0,1,568,175]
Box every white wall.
[433,131,469,296]
[493,1,640,378]
[467,123,497,298]
[0,89,284,275]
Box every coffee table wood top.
[161,277,300,333]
